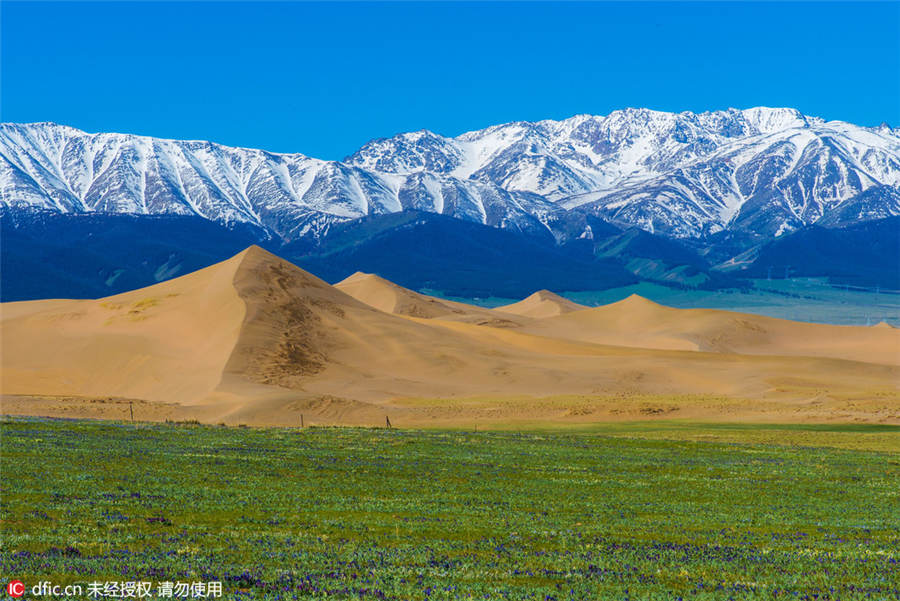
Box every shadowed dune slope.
[335,271,526,327]
[335,272,465,318]
[2,247,898,426]
[497,290,587,318]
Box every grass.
[392,394,900,452]
[1,417,898,599]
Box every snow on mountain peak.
[2,107,898,242]
[739,107,809,134]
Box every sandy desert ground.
[2,246,898,427]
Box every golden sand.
[3,246,898,427]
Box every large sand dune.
[335,271,524,326]
[496,290,586,318]
[517,294,900,365]
[2,247,898,426]
[335,271,464,319]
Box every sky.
[2,1,898,160]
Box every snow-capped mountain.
[2,107,898,242]
[0,123,562,242]
[349,107,900,238]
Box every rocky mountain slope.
[3,107,897,243]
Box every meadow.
[1,417,898,600]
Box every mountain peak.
[739,106,808,133]
[3,107,898,244]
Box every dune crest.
[3,246,898,426]
[497,290,586,319]
[335,271,526,327]
[335,271,462,318]
[0,248,250,403]
[611,293,668,309]
[516,293,900,365]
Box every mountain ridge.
[4,107,898,244]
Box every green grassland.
[2,418,898,600]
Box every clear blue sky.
[3,1,898,159]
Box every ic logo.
[6,580,24,597]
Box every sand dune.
[496,290,586,318]
[1,250,247,403]
[335,272,463,318]
[517,294,900,366]
[335,271,525,327]
[2,247,898,426]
